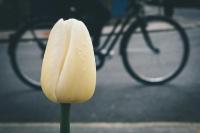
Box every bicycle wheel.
[121,16,189,85]
[8,19,54,89]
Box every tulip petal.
[41,19,96,103]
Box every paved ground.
[0,8,200,124]
[1,122,200,133]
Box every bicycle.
[8,0,190,89]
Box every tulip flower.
[40,18,96,133]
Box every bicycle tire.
[121,16,189,85]
[8,18,54,89]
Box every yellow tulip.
[40,18,96,103]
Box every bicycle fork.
[139,18,160,54]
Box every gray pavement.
[0,27,200,123]
[1,122,200,133]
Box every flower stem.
[60,104,71,133]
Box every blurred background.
[0,0,200,133]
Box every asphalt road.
[0,9,200,123]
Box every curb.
[1,122,200,128]
[0,122,200,133]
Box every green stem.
[60,104,71,133]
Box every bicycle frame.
[96,3,142,57]
[96,1,160,58]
